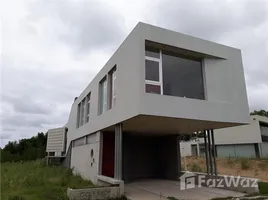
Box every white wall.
[214,118,262,145]
[71,133,100,184]
[180,138,204,156]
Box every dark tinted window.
[162,52,204,99]
[145,60,159,81]
[145,46,160,58]
[146,84,161,94]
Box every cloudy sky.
[1,0,267,147]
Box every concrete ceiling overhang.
[103,115,247,135]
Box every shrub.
[8,196,26,200]
[240,159,250,170]
[191,163,203,172]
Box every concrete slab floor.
[125,179,245,200]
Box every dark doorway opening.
[102,132,115,178]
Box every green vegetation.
[250,110,268,118]
[190,163,204,172]
[1,132,47,163]
[0,160,94,200]
[167,197,179,200]
[240,159,251,170]
[259,181,268,195]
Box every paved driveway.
[125,179,245,200]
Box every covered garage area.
[122,133,181,183]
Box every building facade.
[46,22,249,185]
[180,115,268,158]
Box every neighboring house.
[214,115,268,158]
[180,115,268,158]
[46,22,249,185]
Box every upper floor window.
[80,98,86,126]
[108,66,116,109]
[76,103,81,128]
[145,46,162,94]
[77,92,91,128]
[99,76,107,115]
[86,93,91,123]
[145,42,205,100]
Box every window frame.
[108,66,116,109]
[99,76,108,115]
[85,93,91,123]
[145,50,163,94]
[145,46,205,99]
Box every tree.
[1,132,47,163]
[250,110,268,118]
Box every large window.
[99,76,107,115]
[145,44,205,100]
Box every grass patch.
[259,181,268,195]
[0,160,94,200]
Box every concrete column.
[114,124,123,180]
[211,129,217,175]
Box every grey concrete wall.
[216,144,257,158]
[137,23,249,125]
[214,118,262,145]
[71,132,101,184]
[65,25,142,151]
[261,142,268,158]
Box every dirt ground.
[182,156,268,182]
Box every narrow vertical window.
[145,46,162,94]
[112,69,116,106]
[77,103,81,128]
[86,93,91,123]
[108,66,116,109]
[99,76,107,115]
[80,98,86,126]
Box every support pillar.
[211,129,218,175]
[207,130,213,175]
[114,123,123,180]
[204,130,209,174]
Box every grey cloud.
[3,95,53,115]
[0,133,12,140]
[152,0,268,111]
[26,0,125,53]
[154,0,267,40]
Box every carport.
[122,133,180,182]
[101,116,219,181]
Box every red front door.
[102,132,115,178]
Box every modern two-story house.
[46,22,250,185]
